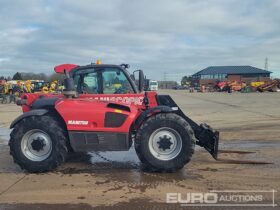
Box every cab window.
[102,69,134,94]
[75,72,99,94]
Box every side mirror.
[138,70,144,92]
[133,70,144,92]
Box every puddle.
[0,125,10,145]
[58,146,201,184]
[89,149,140,165]
[4,129,278,179]
[64,147,140,171]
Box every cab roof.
[54,63,127,74]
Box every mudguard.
[31,97,58,109]
[134,105,174,129]
[10,109,48,129]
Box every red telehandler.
[9,62,219,172]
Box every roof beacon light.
[96,60,102,65]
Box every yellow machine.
[5,81,13,94]
[24,80,33,93]
[39,81,59,93]
[41,86,49,94]
[4,81,9,94]
[251,81,265,87]
[49,80,58,93]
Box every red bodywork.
[19,63,161,152]
[21,92,158,134]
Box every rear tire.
[9,115,68,173]
[135,113,195,172]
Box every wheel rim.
[148,127,182,161]
[21,129,52,161]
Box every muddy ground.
[0,91,279,209]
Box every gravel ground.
[0,91,279,209]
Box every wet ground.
[0,91,279,209]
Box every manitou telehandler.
[9,62,219,173]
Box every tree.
[10,72,65,83]
[38,73,47,81]
[12,72,22,80]
[48,73,65,82]
[181,76,193,86]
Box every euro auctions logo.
[166,190,277,207]
[167,192,218,204]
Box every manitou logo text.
[94,96,144,105]
[68,120,89,125]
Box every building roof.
[193,66,271,76]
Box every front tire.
[9,115,68,173]
[135,113,195,172]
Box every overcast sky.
[0,0,280,80]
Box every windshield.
[150,81,158,85]
[73,67,135,94]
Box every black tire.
[9,115,68,173]
[135,113,195,172]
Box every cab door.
[97,67,145,106]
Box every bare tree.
[48,73,65,82]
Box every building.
[158,81,177,89]
[192,66,271,86]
